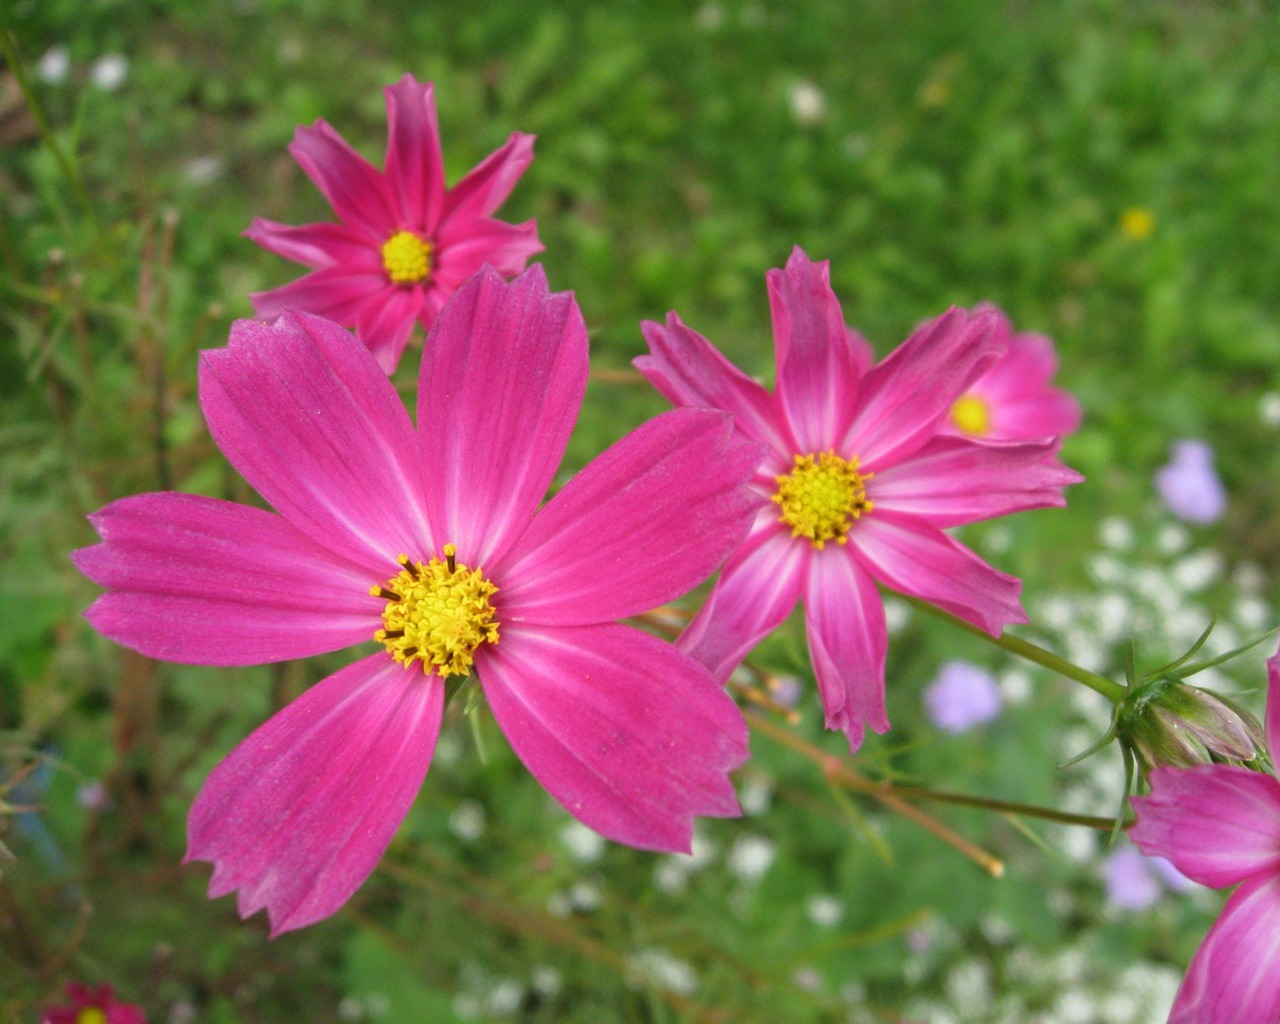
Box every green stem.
[887,783,1125,832]
[905,596,1127,704]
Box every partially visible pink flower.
[636,247,1082,751]
[940,307,1081,442]
[42,983,146,1024]
[74,267,760,935]
[246,74,542,373]
[1131,646,1280,1022]
[1155,440,1227,525]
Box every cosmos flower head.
[1131,644,1280,1022]
[1155,440,1227,526]
[42,983,146,1024]
[246,74,542,373]
[923,660,1002,734]
[939,306,1082,443]
[637,246,1082,751]
[74,266,762,935]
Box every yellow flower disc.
[772,451,873,549]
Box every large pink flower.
[245,74,542,373]
[1130,649,1280,1022]
[74,267,760,936]
[42,983,146,1024]
[636,247,1082,751]
[939,306,1082,442]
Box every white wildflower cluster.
[453,964,525,1019]
[625,947,700,996]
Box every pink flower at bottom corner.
[635,246,1083,754]
[42,983,146,1024]
[1129,644,1280,1022]
[245,73,543,374]
[73,266,763,936]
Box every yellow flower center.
[380,230,433,285]
[950,394,991,437]
[76,1010,108,1024]
[772,451,873,549]
[1120,207,1156,240]
[371,546,499,677]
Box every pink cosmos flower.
[939,307,1082,442]
[1130,646,1280,1022]
[245,74,542,373]
[74,266,760,935]
[636,247,1082,751]
[42,982,146,1024]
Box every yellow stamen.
[76,1011,108,1024]
[772,451,873,549]
[950,394,991,437]
[371,546,499,677]
[380,230,433,285]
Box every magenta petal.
[289,120,396,235]
[770,247,861,453]
[479,623,748,852]
[74,493,380,665]
[636,313,795,453]
[497,409,765,625]
[845,308,1000,468]
[440,132,536,226]
[186,653,443,936]
[871,435,1082,527]
[432,217,543,287]
[354,284,425,374]
[1130,765,1280,888]
[382,75,445,230]
[200,312,432,566]
[249,265,387,324]
[418,265,587,566]
[805,550,889,752]
[852,511,1026,635]
[243,218,375,269]
[1167,874,1280,1024]
[681,522,807,682]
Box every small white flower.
[448,800,485,842]
[89,54,129,91]
[805,893,843,927]
[1259,392,1280,427]
[1098,516,1134,551]
[727,833,775,881]
[36,45,70,84]
[559,820,605,863]
[788,80,826,125]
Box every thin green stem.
[886,783,1125,832]
[0,30,94,217]
[906,596,1127,704]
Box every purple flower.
[1130,644,1280,1021]
[923,661,1002,734]
[1104,846,1196,911]
[1154,440,1227,525]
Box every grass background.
[3,1,1280,1022]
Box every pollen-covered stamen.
[371,546,499,677]
[950,394,991,437]
[380,230,433,285]
[772,450,873,549]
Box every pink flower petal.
[440,132,536,226]
[432,217,543,287]
[497,409,765,625]
[844,307,1001,469]
[289,119,396,235]
[851,510,1026,635]
[417,265,587,567]
[200,312,432,566]
[769,247,862,453]
[636,313,795,453]
[681,521,807,682]
[1130,765,1280,888]
[186,653,443,936]
[74,493,380,665]
[478,623,748,852]
[805,550,890,752]
[382,74,445,230]
[871,435,1082,527]
[354,284,425,374]
[1266,646,1280,759]
[242,218,376,270]
[969,332,1082,440]
[1167,874,1280,1024]
[249,265,387,323]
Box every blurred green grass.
[3,1,1279,1022]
